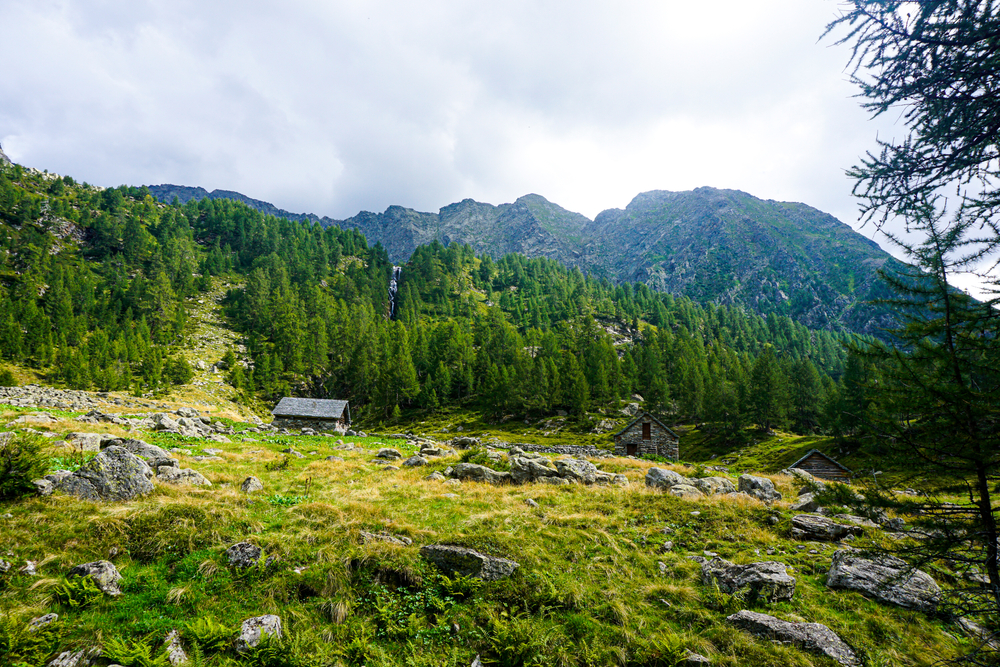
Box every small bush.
[0,431,49,499]
[0,366,17,387]
[164,357,194,385]
[459,447,510,472]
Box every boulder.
[554,458,598,485]
[241,476,264,493]
[175,407,199,418]
[421,544,519,580]
[29,613,59,631]
[104,438,175,466]
[727,610,859,666]
[452,463,512,486]
[236,615,282,652]
[163,629,187,666]
[692,476,736,496]
[425,471,446,481]
[826,550,940,613]
[450,436,480,449]
[791,515,864,542]
[67,560,122,596]
[377,448,402,460]
[611,474,629,487]
[402,455,428,467]
[65,432,113,452]
[55,446,154,501]
[791,493,820,513]
[47,648,101,667]
[151,414,181,432]
[510,456,560,484]
[645,467,689,490]
[540,476,570,485]
[701,558,796,602]
[669,484,705,501]
[157,467,211,486]
[737,475,781,502]
[225,542,262,568]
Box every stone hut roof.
[788,449,852,475]
[613,411,678,439]
[271,398,351,422]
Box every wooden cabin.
[271,398,351,433]
[613,411,679,459]
[788,449,852,482]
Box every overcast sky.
[1,1,908,247]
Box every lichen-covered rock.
[236,615,282,652]
[701,558,796,601]
[645,467,688,489]
[554,458,599,484]
[226,542,262,568]
[611,474,629,487]
[402,455,428,467]
[55,447,154,501]
[163,629,188,666]
[421,544,519,580]
[47,647,101,667]
[669,484,705,500]
[791,515,864,542]
[67,560,122,596]
[826,550,940,613]
[737,475,781,502]
[241,476,263,493]
[103,438,173,465]
[361,531,413,546]
[727,610,859,666]
[791,493,820,512]
[29,613,58,631]
[692,476,736,495]
[156,467,211,486]
[510,456,560,484]
[376,448,402,460]
[452,463,512,485]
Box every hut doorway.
[627,443,638,456]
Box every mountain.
[148,184,899,335]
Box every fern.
[53,576,104,609]
[185,617,233,654]
[102,634,171,667]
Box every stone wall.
[613,416,678,459]
[271,417,347,433]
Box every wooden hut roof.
[788,449,852,475]
[272,398,351,421]
[612,411,678,439]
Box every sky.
[0,0,933,273]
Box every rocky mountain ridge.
[147,183,900,335]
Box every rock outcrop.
[737,474,781,502]
[701,558,796,601]
[55,446,154,501]
[791,515,865,542]
[420,544,519,581]
[236,615,282,652]
[727,610,859,666]
[826,550,940,613]
[67,560,122,596]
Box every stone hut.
[788,449,852,482]
[613,411,679,459]
[271,398,351,433]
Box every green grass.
[0,414,977,667]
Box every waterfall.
[388,266,401,319]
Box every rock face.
[452,463,512,485]
[554,458,598,484]
[645,467,689,490]
[55,446,154,501]
[67,560,122,596]
[420,544,519,581]
[737,475,781,502]
[701,558,796,602]
[510,454,561,484]
[236,615,282,652]
[826,550,940,613]
[727,610,859,666]
[791,515,864,542]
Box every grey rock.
[226,542,262,568]
[834,514,880,529]
[157,467,211,486]
[29,613,58,631]
[510,455,560,484]
[727,610,859,666]
[540,476,570,485]
[0,559,10,573]
[791,515,864,542]
[403,455,428,467]
[175,407,199,418]
[164,629,188,666]
[282,448,305,458]
[701,558,796,601]
[236,615,282,652]
[450,436,480,449]
[33,478,54,496]
[524,498,539,508]
[737,475,781,502]
[67,560,122,596]
[360,531,413,546]
[241,476,263,493]
[65,432,112,452]
[425,471,446,481]
[201,448,224,455]
[421,544,519,580]
[645,467,689,489]
[377,448,403,460]
[669,484,705,500]
[21,560,37,575]
[325,456,345,462]
[452,463,512,485]
[55,446,154,501]
[102,438,173,464]
[791,493,820,513]
[826,550,940,613]
[554,458,598,484]
[612,474,629,487]
[692,476,736,495]
[47,648,101,667]
[682,653,711,665]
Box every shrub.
[164,357,194,385]
[0,366,17,387]
[102,634,171,667]
[0,431,49,499]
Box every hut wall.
[271,417,347,432]
[614,416,678,459]
[791,453,851,481]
